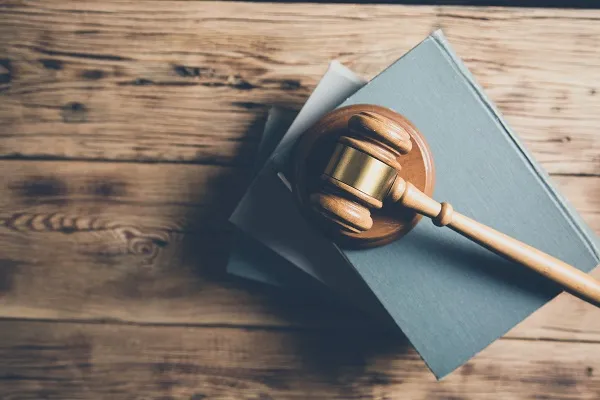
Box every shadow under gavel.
[308,110,600,308]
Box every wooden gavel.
[306,110,600,307]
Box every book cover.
[229,31,600,378]
[227,63,366,287]
[226,108,298,287]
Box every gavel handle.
[392,178,600,306]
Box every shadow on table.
[178,105,416,377]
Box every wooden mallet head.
[291,105,435,248]
[310,111,415,234]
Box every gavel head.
[292,104,434,248]
[310,111,414,234]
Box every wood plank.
[0,159,371,328]
[1,319,599,399]
[1,5,600,394]
[0,159,597,340]
[0,2,599,174]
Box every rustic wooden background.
[1,1,599,399]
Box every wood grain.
[0,159,596,337]
[1,319,599,400]
[1,1,600,396]
[0,2,599,174]
[0,159,376,328]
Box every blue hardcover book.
[229,31,600,378]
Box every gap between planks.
[1,315,600,346]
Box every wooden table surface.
[1,1,600,398]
